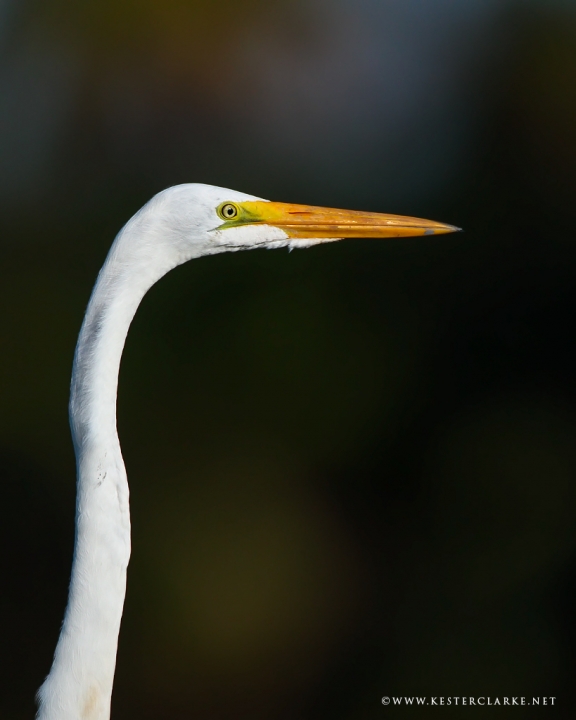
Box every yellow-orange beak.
[235,200,460,239]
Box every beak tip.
[424,224,462,236]
[435,224,462,235]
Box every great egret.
[36,184,458,720]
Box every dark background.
[1,1,576,718]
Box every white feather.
[36,184,329,720]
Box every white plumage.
[36,184,457,720]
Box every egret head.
[139,183,460,264]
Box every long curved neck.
[37,211,180,720]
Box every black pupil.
[226,206,235,216]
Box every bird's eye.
[219,203,239,220]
